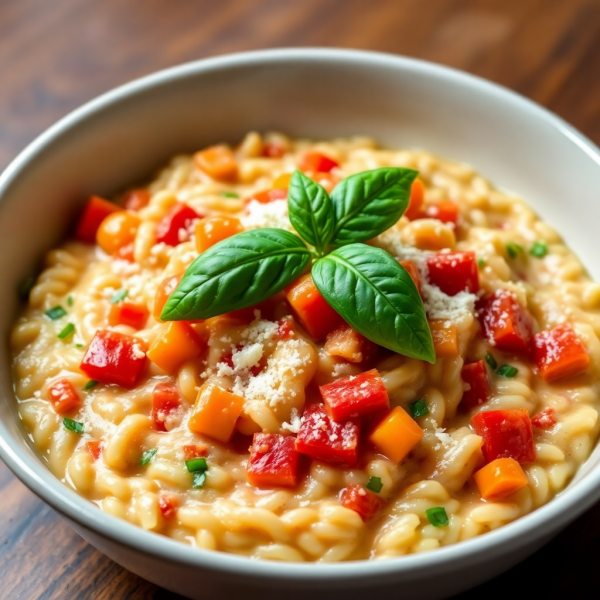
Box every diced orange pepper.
[405,178,425,220]
[147,322,206,374]
[108,302,149,330]
[47,379,81,414]
[96,211,141,255]
[84,440,102,460]
[272,173,293,189]
[429,320,459,357]
[533,324,590,382]
[299,151,339,173]
[474,457,529,501]
[398,259,422,294]
[194,145,238,181]
[195,216,243,253]
[188,384,245,442]
[324,323,378,364]
[368,406,423,463]
[123,189,150,211]
[76,196,120,243]
[153,273,183,321]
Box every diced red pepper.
[277,318,295,339]
[339,485,384,521]
[247,433,300,488]
[533,324,590,382]
[471,409,536,464]
[75,196,120,243]
[424,200,459,226]
[295,404,360,467]
[480,290,533,355]
[80,330,147,388]
[47,379,81,414]
[108,301,149,330]
[123,189,150,211]
[158,494,180,520]
[398,259,422,295]
[426,251,479,296]
[156,203,202,246]
[320,369,389,422]
[84,440,102,460]
[244,188,287,205]
[151,383,182,432]
[461,360,491,411]
[531,407,557,429]
[299,151,339,173]
[182,443,209,460]
[262,141,287,158]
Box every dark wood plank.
[2,0,600,598]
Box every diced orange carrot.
[108,302,149,330]
[76,196,121,243]
[96,211,141,255]
[405,178,425,220]
[147,322,206,374]
[368,406,423,463]
[153,272,183,321]
[398,259,422,294]
[195,216,243,253]
[474,457,529,501]
[324,323,378,364]
[272,172,293,189]
[194,145,238,181]
[123,189,150,211]
[188,384,245,442]
[429,320,459,357]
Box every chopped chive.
[57,323,75,340]
[83,380,98,391]
[409,398,429,419]
[426,507,449,527]
[63,417,84,434]
[485,353,498,370]
[67,296,74,307]
[530,241,548,258]
[192,471,207,488]
[110,289,128,304]
[497,364,518,378]
[366,476,383,493]
[220,191,239,198]
[139,448,157,466]
[186,457,208,473]
[18,275,35,300]
[477,258,486,268]
[45,305,67,320]
[506,242,524,259]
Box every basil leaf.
[287,170,335,253]
[330,167,418,245]
[312,244,434,362]
[161,228,311,320]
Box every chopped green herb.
[366,476,383,493]
[220,191,239,198]
[485,353,498,370]
[530,241,548,258]
[186,457,208,473]
[426,507,449,527]
[497,364,518,378]
[67,296,74,307]
[110,289,128,304]
[45,305,67,320]
[506,242,524,259]
[75,343,85,349]
[477,258,486,268]
[18,275,35,300]
[192,471,207,488]
[139,448,157,466]
[83,380,98,391]
[57,323,75,340]
[63,417,84,434]
[409,398,429,418]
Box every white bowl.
[2,48,600,600]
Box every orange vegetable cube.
[188,384,245,442]
[194,145,238,181]
[195,216,243,253]
[154,272,183,321]
[96,211,141,255]
[76,196,120,243]
[429,320,459,357]
[533,324,590,382]
[474,457,529,501]
[122,189,150,211]
[324,324,378,364]
[147,322,205,374]
[47,379,81,414]
[108,302,149,330]
[272,172,293,189]
[368,406,423,463]
[405,178,425,220]
[398,259,422,294]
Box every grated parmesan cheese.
[282,407,302,433]
[241,199,291,230]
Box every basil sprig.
[161,167,434,363]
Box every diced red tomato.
[154,273,183,321]
[247,433,300,488]
[533,324,590,382]
[244,188,287,205]
[471,409,535,464]
[320,369,389,422]
[262,141,287,158]
[123,189,150,211]
[47,379,81,414]
[461,360,491,411]
[295,404,360,467]
[108,301,149,330]
[151,383,182,432]
[80,330,147,388]
[75,196,120,243]
[158,494,180,520]
[84,440,102,460]
[398,259,422,295]
[480,290,533,355]
[182,443,209,460]
[156,203,202,246]
[426,251,479,296]
[424,200,459,226]
[531,407,557,429]
[339,485,384,521]
[299,151,339,173]
[277,318,295,339]
[324,323,379,364]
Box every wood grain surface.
[2,0,600,598]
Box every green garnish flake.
[409,398,429,418]
[477,258,486,268]
[83,380,98,391]
[67,296,74,306]
[139,448,157,466]
[366,476,383,493]
[57,323,75,340]
[497,364,518,378]
[75,343,85,349]
[18,275,35,300]
[63,417,84,434]
[220,191,239,198]
[45,305,67,320]
[186,457,208,473]
[110,289,128,304]
[485,353,498,370]
[192,471,207,488]
[426,507,449,527]
[506,242,524,259]
[530,241,548,258]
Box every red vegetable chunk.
[80,330,147,388]
[426,251,479,296]
[108,301,149,330]
[532,407,557,429]
[158,494,179,520]
[299,151,339,173]
[151,383,182,432]
[296,403,360,467]
[461,360,491,411]
[75,196,120,243]
[84,440,102,460]
[480,290,533,355]
[471,408,535,464]
[339,485,384,521]
[424,200,459,226]
[320,369,389,422]
[533,324,590,382]
[244,188,287,204]
[156,202,202,246]
[47,379,81,414]
[247,433,300,488]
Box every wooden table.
[2,0,600,597]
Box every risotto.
[10,132,600,562]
